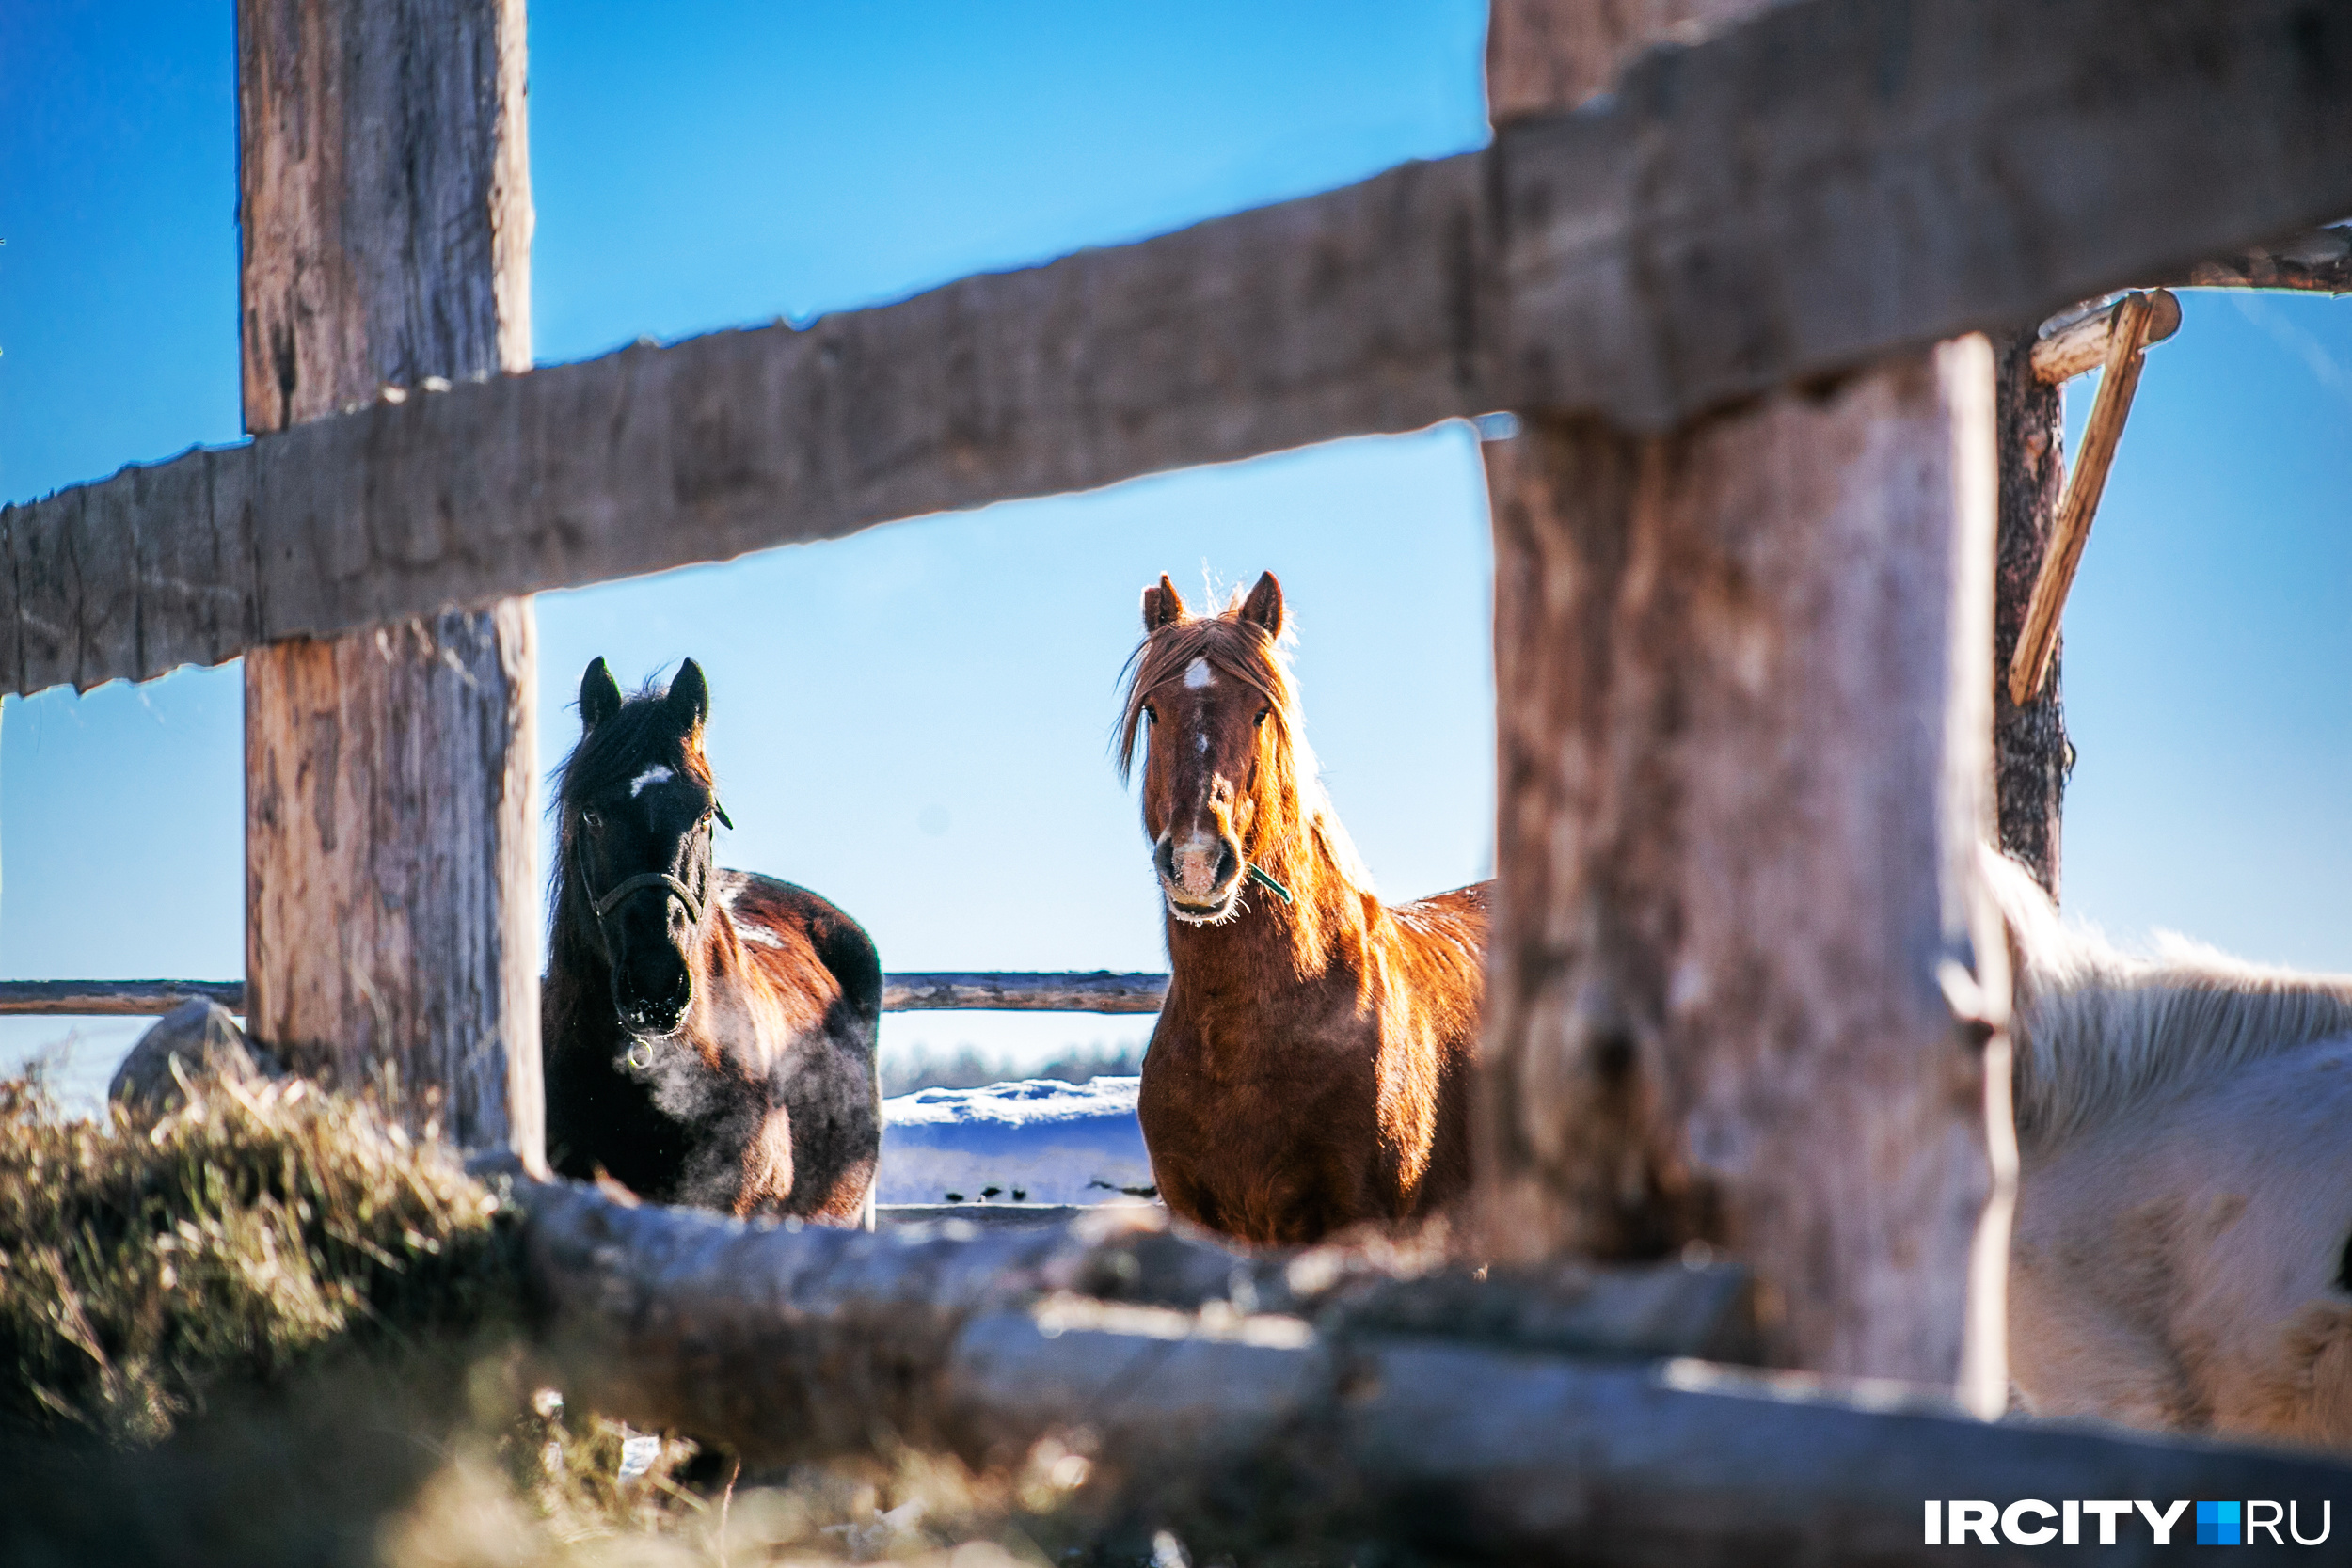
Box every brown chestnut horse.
[544,657,882,1223]
[1119,571,1489,1245]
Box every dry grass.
[0,1071,1235,1568]
[0,1070,519,1444]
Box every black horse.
[543,657,882,1222]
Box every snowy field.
[877,1075,1150,1205]
[0,1016,142,1116]
[1,1015,1154,1206]
[0,1008,1152,1116]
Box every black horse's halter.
[573,816,720,1067]
[574,823,718,953]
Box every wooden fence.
[0,972,1169,1018]
[7,0,2352,1549]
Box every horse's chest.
[551,1032,760,1157]
[1141,1037,1394,1232]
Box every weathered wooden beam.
[2031,289,2183,385]
[0,980,246,1018]
[516,1176,1754,1452]
[233,0,542,1163]
[0,148,1485,698]
[0,972,1170,1018]
[8,0,2351,698]
[1486,0,2352,426]
[1476,0,2013,1403]
[2151,221,2352,293]
[513,1177,2352,1564]
[881,971,1168,1013]
[1483,0,1762,125]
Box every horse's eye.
[581,809,603,831]
[1255,707,1270,727]
[1144,704,1158,724]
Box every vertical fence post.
[1993,332,2070,895]
[1475,0,2013,1402]
[236,0,543,1164]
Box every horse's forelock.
[1116,616,1295,781]
[553,679,715,816]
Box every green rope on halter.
[1245,861,1295,904]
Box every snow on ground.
[878,1075,1152,1205]
[0,1017,142,1117]
[2,1018,1156,1209]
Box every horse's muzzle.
[613,946,693,1039]
[1155,832,1243,922]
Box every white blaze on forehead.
[629,764,675,798]
[1183,657,1215,689]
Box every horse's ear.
[1142,573,1187,633]
[580,657,622,731]
[668,658,710,728]
[1239,571,1284,639]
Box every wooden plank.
[1485,0,1763,126]
[881,971,1168,1013]
[0,981,246,1018]
[2032,289,2182,385]
[1476,0,2013,1402]
[6,0,2351,698]
[0,148,1485,700]
[234,0,542,1164]
[2151,222,2352,293]
[513,1175,2352,1563]
[0,973,1171,1018]
[1490,0,2352,431]
[2009,292,2162,705]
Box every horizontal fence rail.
[8,0,2351,698]
[880,972,1166,1013]
[0,972,1170,1019]
[517,1178,2352,1563]
[0,980,248,1017]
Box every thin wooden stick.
[2007,290,2165,707]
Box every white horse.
[1985,847,2352,1449]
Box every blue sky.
[4,1,2350,1097]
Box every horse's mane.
[1982,846,2352,1151]
[1115,594,1373,898]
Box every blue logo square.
[2197,1501,2242,1546]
